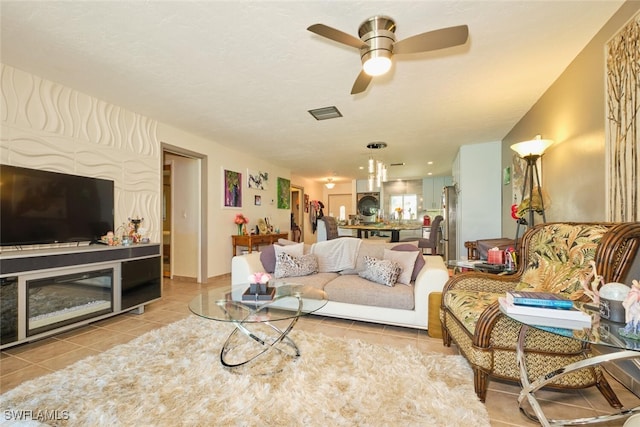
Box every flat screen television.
[0,165,114,247]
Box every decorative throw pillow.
[391,244,425,283]
[383,248,419,285]
[358,256,402,287]
[260,244,278,273]
[277,238,298,246]
[274,242,304,258]
[274,252,319,278]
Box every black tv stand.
[0,243,161,349]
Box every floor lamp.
[511,135,553,247]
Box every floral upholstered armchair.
[441,222,640,404]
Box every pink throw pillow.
[391,244,425,282]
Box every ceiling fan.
[307,16,469,94]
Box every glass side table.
[505,302,640,426]
[447,259,516,275]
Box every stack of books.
[498,291,592,330]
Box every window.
[390,194,417,220]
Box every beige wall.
[1,63,291,280]
[502,1,640,237]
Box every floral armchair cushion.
[443,290,501,334]
[514,223,609,300]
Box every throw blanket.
[311,238,362,272]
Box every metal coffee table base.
[220,298,303,369]
[516,325,640,426]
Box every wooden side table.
[231,233,288,256]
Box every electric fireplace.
[25,266,114,336]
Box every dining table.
[338,223,422,243]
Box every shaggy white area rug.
[1,316,490,426]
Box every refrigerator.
[442,185,458,261]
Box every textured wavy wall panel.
[0,130,75,172]
[0,63,161,242]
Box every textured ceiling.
[0,1,624,185]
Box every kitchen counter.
[338,223,422,242]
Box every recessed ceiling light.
[427,161,433,165]
[308,106,342,120]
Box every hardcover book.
[500,310,592,330]
[498,297,591,323]
[506,291,574,309]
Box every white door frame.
[161,143,208,283]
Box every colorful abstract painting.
[223,169,242,208]
[277,177,290,209]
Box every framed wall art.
[247,169,269,190]
[606,11,639,221]
[223,168,242,208]
[277,177,290,209]
[503,166,511,186]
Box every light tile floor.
[2,276,639,426]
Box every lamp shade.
[510,135,553,158]
[325,178,335,189]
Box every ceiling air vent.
[308,106,343,120]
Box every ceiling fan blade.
[393,25,469,55]
[351,70,372,95]
[307,24,367,49]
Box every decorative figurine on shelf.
[113,222,131,245]
[257,218,268,235]
[128,217,144,243]
[580,260,603,304]
[620,280,640,339]
[102,231,118,246]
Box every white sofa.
[231,239,449,330]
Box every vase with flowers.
[394,207,403,224]
[248,272,271,294]
[234,213,249,235]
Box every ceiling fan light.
[363,55,392,76]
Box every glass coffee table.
[189,283,327,370]
[507,302,640,426]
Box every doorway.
[290,185,304,242]
[328,194,353,220]
[161,145,208,283]
[162,164,171,277]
